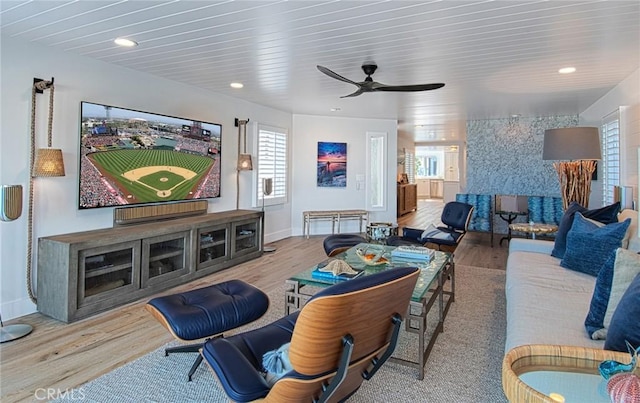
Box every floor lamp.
[262,178,276,253]
[543,127,601,210]
[0,185,34,343]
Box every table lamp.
[543,127,601,210]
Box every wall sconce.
[543,127,601,209]
[236,118,252,171]
[235,118,251,209]
[32,78,65,178]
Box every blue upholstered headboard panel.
[527,196,564,225]
[456,194,492,232]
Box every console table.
[37,210,263,322]
[302,209,368,239]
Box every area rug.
[56,265,507,402]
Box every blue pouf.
[146,280,269,381]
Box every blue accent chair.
[386,201,474,253]
[323,233,367,256]
[201,267,420,402]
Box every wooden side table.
[509,223,558,240]
[502,344,635,403]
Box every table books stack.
[390,245,434,262]
[311,268,364,281]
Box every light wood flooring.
[0,199,507,402]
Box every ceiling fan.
[317,63,445,98]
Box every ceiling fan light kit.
[317,63,444,98]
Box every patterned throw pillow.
[584,248,640,339]
[560,213,630,277]
[551,201,621,259]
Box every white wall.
[580,69,640,208]
[291,115,398,236]
[0,37,293,319]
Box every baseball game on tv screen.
[78,101,222,209]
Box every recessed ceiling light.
[330,107,341,112]
[558,67,576,74]
[114,37,138,47]
[230,82,244,89]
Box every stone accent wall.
[466,115,578,196]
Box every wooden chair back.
[264,267,419,402]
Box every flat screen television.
[78,101,222,209]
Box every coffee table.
[502,344,633,402]
[284,243,454,380]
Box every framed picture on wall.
[317,142,347,187]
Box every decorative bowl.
[355,246,389,266]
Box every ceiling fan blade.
[372,83,445,92]
[317,65,360,86]
[340,88,365,98]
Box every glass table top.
[288,243,450,302]
[519,370,609,402]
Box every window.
[415,155,439,177]
[366,132,387,210]
[253,124,288,207]
[415,150,444,178]
[404,149,415,183]
[601,110,620,205]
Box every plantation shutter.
[404,149,415,183]
[256,124,288,206]
[601,110,620,205]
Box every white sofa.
[504,209,639,352]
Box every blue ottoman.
[146,279,269,381]
[323,234,367,256]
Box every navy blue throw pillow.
[551,202,621,259]
[560,213,630,276]
[584,250,617,338]
[604,273,640,352]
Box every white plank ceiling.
[2,0,639,141]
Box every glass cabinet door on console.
[78,240,141,307]
[231,217,261,258]
[197,224,229,270]
[142,231,190,287]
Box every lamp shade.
[32,148,65,177]
[542,127,601,161]
[31,148,64,178]
[237,153,253,171]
